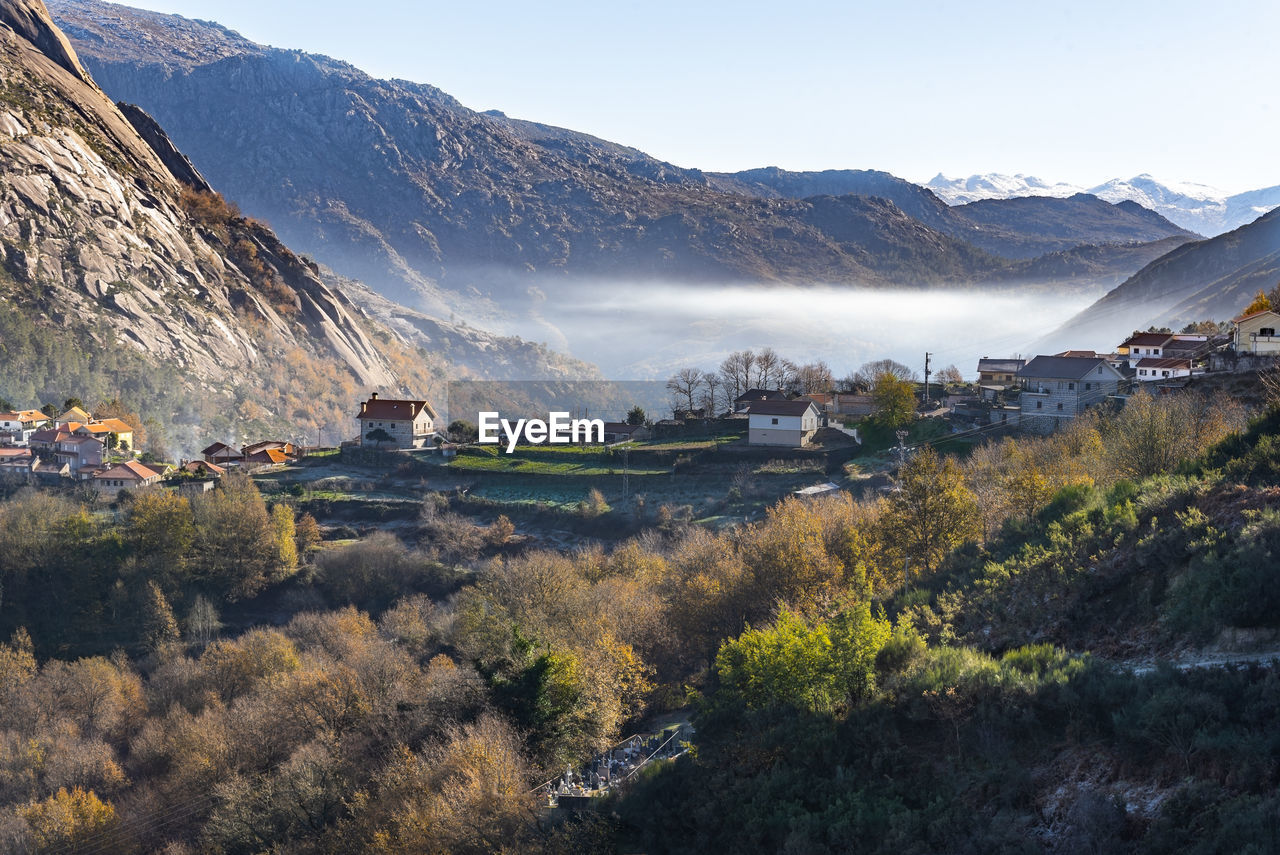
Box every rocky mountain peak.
[0,0,90,84]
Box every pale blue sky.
[122,0,1277,193]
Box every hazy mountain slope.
[46,0,1015,306]
[930,172,1280,236]
[46,0,1190,307]
[1038,208,1280,352]
[0,0,592,453]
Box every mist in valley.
[500,282,1102,381]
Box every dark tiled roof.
[747,399,820,417]
[733,388,788,403]
[977,358,1025,372]
[1019,356,1115,380]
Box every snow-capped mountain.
[925,173,1083,205]
[927,172,1280,236]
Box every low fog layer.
[504,283,1097,380]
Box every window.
[1262,327,1276,337]
[1068,382,1075,390]
[771,418,778,425]
[1036,401,1042,409]
[1097,366,1103,374]
[1057,403,1064,411]
[1085,382,1092,390]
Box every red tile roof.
[93,460,160,482]
[356,395,437,421]
[1119,332,1174,348]
[1136,357,1192,370]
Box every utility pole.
[923,351,932,410]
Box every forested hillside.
[4,385,1280,852]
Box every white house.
[1117,332,1174,368]
[356,393,437,449]
[1134,357,1195,381]
[0,410,48,446]
[747,399,820,447]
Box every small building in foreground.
[747,399,821,447]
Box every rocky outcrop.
[0,0,90,83]
[116,101,211,191]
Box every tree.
[879,446,980,577]
[294,512,322,557]
[936,364,964,386]
[128,490,194,581]
[755,347,782,389]
[271,504,299,578]
[62,397,84,412]
[626,405,646,426]
[142,580,180,651]
[186,595,223,646]
[854,358,915,390]
[0,397,11,411]
[447,419,477,442]
[719,349,756,402]
[713,604,889,714]
[788,360,834,395]
[701,370,723,415]
[20,786,120,852]
[1105,389,1245,480]
[365,427,393,448]
[1243,289,1271,316]
[191,472,280,600]
[666,367,703,414]
[871,373,916,429]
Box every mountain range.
[46,0,1202,317]
[928,172,1280,237]
[0,0,590,453]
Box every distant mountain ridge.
[928,172,1280,236]
[47,0,1197,313]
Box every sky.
[119,0,1278,193]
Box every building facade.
[1233,310,1280,355]
[748,400,821,446]
[1018,356,1124,434]
[356,393,437,449]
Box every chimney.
[361,402,366,414]
[409,403,416,415]
[370,392,379,400]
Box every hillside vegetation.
[2,384,1279,851]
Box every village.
[2,306,1278,517]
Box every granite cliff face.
[47,0,1193,313]
[0,0,394,386]
[0,0,593,450]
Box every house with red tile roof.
[92,460,162,494]
[0,409,48,446]
[356,393,437,449]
